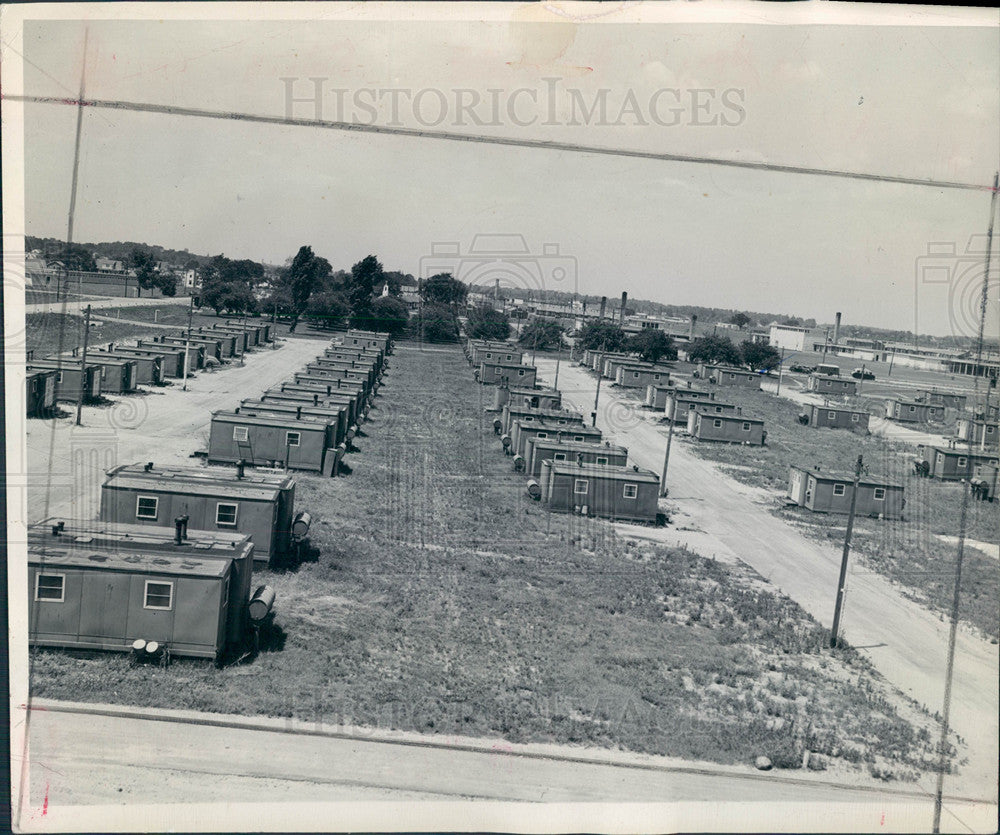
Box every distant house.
[916,445,1000,481]
[25,368,58,417]
[208,410,340,474]
[807,374,858,396]
[924,390,968,410]
[663,389,719,422]
[501,405,583,436]
[687,410,765,445]
[614,365,671,389]
[95,257,127,274]
[524,439,628,479]
[468,341,522,366]
[884,398,943,424]
[644,384,675,411]
[956,418,998,448]
[703,366,761,389]
[537,461,659,523]
[509,418,602,459]
[493,385,562,412]
[477,361,538,388]
[805,404,870,432]
[787,465,904,519]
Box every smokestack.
[495,278,500,300]
[620,292,628,324]
[833,312,842,345]
[599,296,607,319]
[689,314,697,340]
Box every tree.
[626,329,677,363]
[127,248,157,296]
[781,316,802,327]
[576,320,628,352]
[730,312,753,330]
[518,319,564,351]
[421,273,468,308]
[305,290,351,329]
[346,255,384,320]
[740,340,782,372]
[412,302,459,343]
[465,304,511,341]
[687,335,741,366]
[201,276,256,315]
[368,295,410,337]
[286,246,331,323]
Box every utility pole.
[272,302,277,350]
[887,346,896,377]
[74,304,92,426]
[830,454,863,648]
[857,362,867,393]
[933,170,998,834]
[822,329,830,362]
[182,293,193,391]
[775,346,785,397]
[659,409,676,496]
[553,344,561,392]
[240,311,247,366]
[592,340,606,426]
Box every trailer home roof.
[546,462,658,482]
[28,544,231,578]
[30,518,253,554]
[103,464,292,501]
[213,410,332,430]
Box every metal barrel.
[291,511,312,541]
[526,480,541,500]
[249,585,277,622]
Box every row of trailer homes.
[26,326,388,666]
[468,338,662,523]
[23,318,275,418]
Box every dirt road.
[17,701,995,832]
[535,358,999,803]
[21,337,328,524]
[24,295,192,315]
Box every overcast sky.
[11,6,1000,336]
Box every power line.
[7,94,996,193]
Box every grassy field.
[666,385,999,639]
[31,344,956,781]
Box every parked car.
[851,368,875,380]
[789,364,815,374]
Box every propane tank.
[526,480,541,500]
[249,585,276,622]
[493,418,503,434]
[347,424,358,441]
[513,454,525,472]
[291,511,312,541]
[501,434,512,452]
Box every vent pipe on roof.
[144,462,154,472]
[313,394,319,405]
[51,525,60,536]
[296,406,302,419]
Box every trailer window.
[136,495,159,520]
[623,483,638,499]
[233,426,249,442]
[957,457,968,468]
[573,436,584,442]
[286,431,301,448]
[518,369,525,377]
[56,371,63,383]
[851,413,860,422]
[143,581,173,610]
[505,355,512,361]
[553,453,567,461]
[873,488,886,501]
[574,479,589,495]
[596,457,609,465]
[34,574,65,602]
[742,422,751,431]
[713,419,723,428]
[909,405,916,412]
[833,484,846,496]
[216,503,238,527]
[828,411,837,420]
[633,371,640,378]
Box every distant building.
[769,324,825,352]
